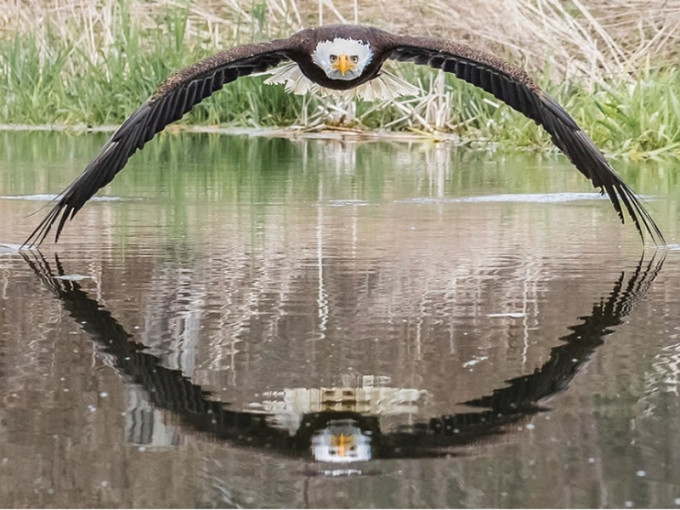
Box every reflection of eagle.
[24,25,664,246]
[23,251,664,462]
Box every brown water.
[1,131,679,508]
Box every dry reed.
[2,0,678,81]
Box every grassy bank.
[1,0,679,157]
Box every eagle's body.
[24,24,664,246]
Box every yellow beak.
[334,54,354,75]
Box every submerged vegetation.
[0,0,679,157]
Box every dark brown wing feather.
[24,40,292,246]
[387,36,664,245]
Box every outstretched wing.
[387,36,664,245]
[24,40,293,246]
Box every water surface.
[1,131,679,507]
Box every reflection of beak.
[334,54,354,75]
[332,433,354,457]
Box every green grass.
[1,6,679,159]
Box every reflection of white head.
[312,38,373,81]
[311,419,372,463]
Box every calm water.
[1,130,679,508]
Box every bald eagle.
[23,24,664,247]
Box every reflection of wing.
[462,254,664,413]
[399,253,665,457]
[24,41,293,247]
[387,36,664,245]
[22,251,663,459]
[375,254,664,457]
[22,251,293,448]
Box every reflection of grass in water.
[4,130,675,203]
[0,0,679,156]
[3,129,677,245]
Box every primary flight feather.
[23,24,665,247]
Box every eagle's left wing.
[387,35,664,245]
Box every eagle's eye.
[350,55,359,64]
[329,55,338,63]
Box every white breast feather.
[262,62,421,101]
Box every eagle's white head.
[311,38,373,81]
[262,33,419,100]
